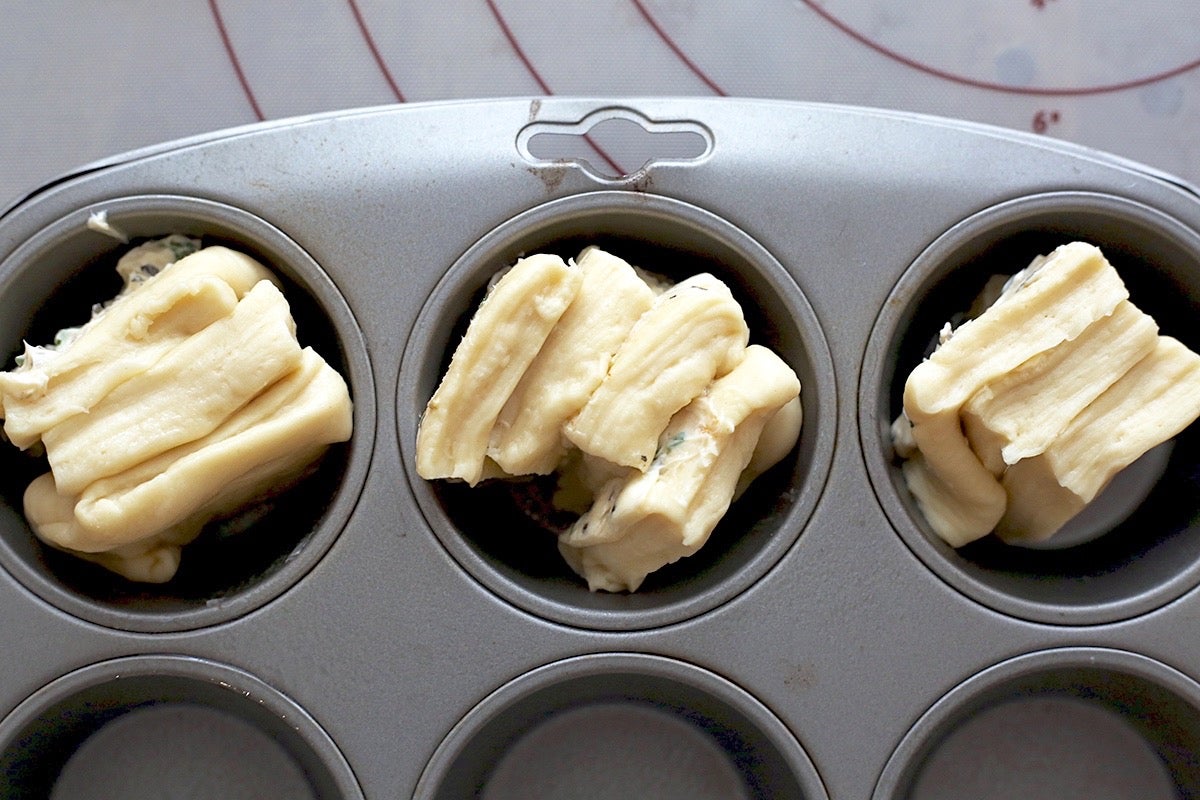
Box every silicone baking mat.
[2,0,1199,210]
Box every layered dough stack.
[892,241,1200,548]
[416,247,802,592]
[0,236,353,583]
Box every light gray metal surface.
[0,98,1198,799]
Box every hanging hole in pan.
[518,107,711,180]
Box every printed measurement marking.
[630,0,727,95]
[207,0,264,121]
[1033,109,1062,133]
[799,0,1200,96]
[346,0,405,102]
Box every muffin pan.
[1,98,1199,798]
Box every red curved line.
[483,0,625,176]
[484,0,552,94]
[798,0,1200,97]
[629,0,727,96]
[208,0,264,121]
[346,0,406,102]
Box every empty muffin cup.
[414,652,826,800]
[0,195,374,632]
[398,190,835,630]
[861,191,1200,625]
[872,647,1200,799]
[0,654,363,799]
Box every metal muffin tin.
[0,98,1198,798]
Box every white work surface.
[2,0,1199,210]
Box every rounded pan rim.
[413,651,828,800]
[870,646,1200,799]
[398,189,836,631]
[0,653,365,799]
[859,190,1200,626]
[0,194,376,632]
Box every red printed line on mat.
[208,0,264,121]
[347,0,407,102]
[485,0,553,95]
[484,0,625,176]
[629,0,727,96]
[797,0,1200,97]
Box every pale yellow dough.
[416,253,580,486]
[0,246,276,449]
[559,345,800,592]
[2,240,353,582]
[416,247,802,592]
[42,280,303,495]
[894,241,1200,547]
[487,247,655,475]
[563,272,749,470]
[900,241,1128,546]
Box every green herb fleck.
[166,235,201,261]
[653,431,687,464]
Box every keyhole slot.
[520,108,711,180]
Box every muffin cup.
[872,647,1200,799]
[0,195,374,632]
[398,190,835,631]
[414,652,826,800]
[0,654,363,799]
[861,191,1200,625]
